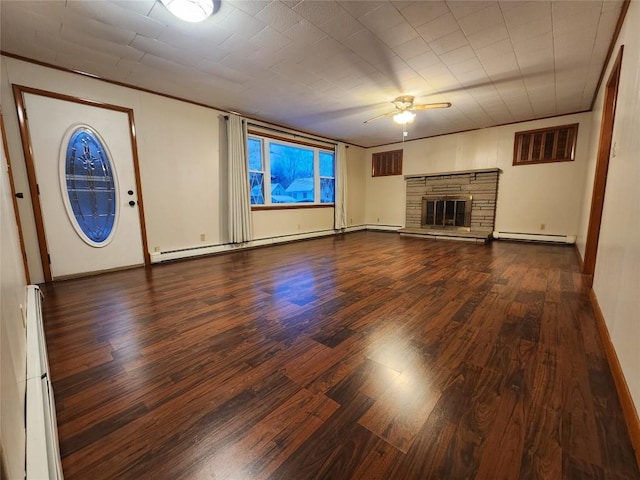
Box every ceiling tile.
[376,22,420,49]
[337,0,381,18]
[251,26,292,51]
[466,23,509,50]
[392,37,432,60]
[59,25,145,62]
[228,0,270,16]
[475,38,513,62]
[439,45,476,66]
[456,3,504,36]
[255,1,303,32]
[285,19,327,45]
[429,30,469,55]
[130,35,199,68]
[446,1,497,19]
[293,0,344,25]
[501,1,551,29]
[156,29,231,59]
[398,1,450,27]
[416,12,460,43]
[359,2,406,32]
[447,57,483,75]
[318,12,363,41]
[220,7,268,39]
[67,0,166,39]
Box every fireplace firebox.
[421,195,472,229]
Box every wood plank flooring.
[41,231,639,479]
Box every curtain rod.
[224,114,339,147]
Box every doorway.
[13,85,149,281]
[582,47,624,282]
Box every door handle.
[15,192,24,198]
[129,200,136,207]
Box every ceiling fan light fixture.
[393,111,416,125]
[160,0,214,22]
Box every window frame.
[512,123,579,166]
[372,149,403,177]
[247,131,335,210]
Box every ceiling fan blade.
[363,111,396,124]
[412,102,452,111]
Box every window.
[372,149,403,176]
[513,123,578,165]
[248,133,335,206]
[63,126,117,246]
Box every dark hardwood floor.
[41,231,639,479]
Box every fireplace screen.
[422,195,472,228]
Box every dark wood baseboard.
[589,289,640,467]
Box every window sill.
[251,204,335,211]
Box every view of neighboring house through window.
[248,134,335,206]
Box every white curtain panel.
[226,114,253,243]
[334,142,348,230]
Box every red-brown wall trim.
[590,0,630,111]
[589,289,640,468]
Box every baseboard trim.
[589,289,640,467]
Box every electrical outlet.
[154,246,160,252]
[540,224,546,230]
[200,234,206,241]
[377,217,380,223]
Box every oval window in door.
[61,125,118,247]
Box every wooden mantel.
[404,168,501,180]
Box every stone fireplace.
[399,168,500,243]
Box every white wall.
[577,1,640,413]
[1,56,363,280]
[0,114,27,479]
[364,112,592,235]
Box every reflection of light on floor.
[366,333,432,402]
[189,440,259,480]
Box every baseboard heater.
[493,231,576,244]
[26,285,64,480]
[150,229,339,263]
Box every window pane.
[320,151,335,177]
[270,143,314,203]
[249,172,264,205]
[65,127,116,244]
[248,138,262,171]
[320,178,334,203]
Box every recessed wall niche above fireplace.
[399,168,500,243]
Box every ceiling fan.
[364,95,452,125]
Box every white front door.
[24,92,145,279]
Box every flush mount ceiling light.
[160,0,214,22]
[393,110,416,125]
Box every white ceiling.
[0,0,623,147]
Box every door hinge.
[47,254,51,264]
[36,184,40,195]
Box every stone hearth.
[399,168,500,243]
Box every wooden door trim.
[0,109,30,283]
[582,47,623,281]
[12,84,51,281]
[11,84,150,282]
